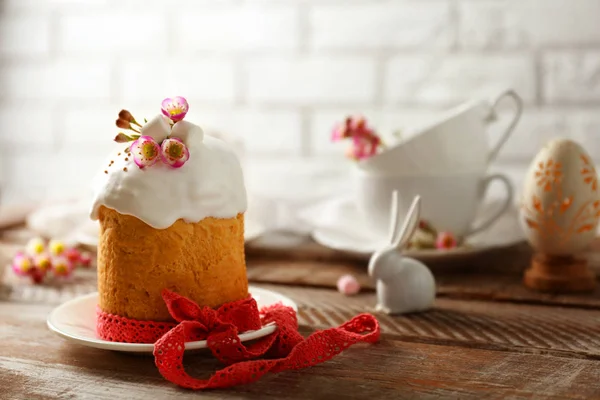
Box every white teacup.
[354,170,514,240]
[359,90,523,175]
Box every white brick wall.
[542,51,600,103]
[0,16,51,57]
[310,2,452,50]
[0,0,599,204]
[385,54,536,105]
[458,0,600,49]
[118,60,237,104]
[58,13,169,54]
[245,56,377,104]
[176,6,299,52]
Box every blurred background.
[0,0,599,209]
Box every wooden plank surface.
[3,286,600,399]
[5,227,600,398]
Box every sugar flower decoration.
[130,136,161,168]
[160,137,190,168]
[26,237,45,255]
[10,238,94,284]
[34,254,52,272]
[49,239,65,256]
[52,256,73,277]
[331,116,384,161]
[161,96,189,122]
[11,252,32,276]
[435,232,458,250]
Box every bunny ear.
[387,190,401,245]
[392,195,421,250]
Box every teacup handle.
[464,173,514,237]
[487,89,523,164]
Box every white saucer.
[47,286,297,353]
[300,197,524,259]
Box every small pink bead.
[337,274,360,296]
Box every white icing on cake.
[90,115,247,229]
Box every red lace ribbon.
[97,289,380,390]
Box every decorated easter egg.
[519,139,600,255]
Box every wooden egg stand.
[524,253,596,293]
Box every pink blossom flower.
[49,239,65,256]
[337,274,361,295]
[52,256,73,278]
[160,137,190,168]
[161,96,189,122]
[34,254,52,272]
[436,232,457,250]
[130,135,161,168]
[26,237,45,255]
[11,252,33,276]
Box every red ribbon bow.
[98,289,380,390]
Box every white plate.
[301,197,524,259]
[47,286,297,353]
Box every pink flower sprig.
[331,116,384,161]
[161,96,189,122]
[10,238,93,285]
[111,97,192,170]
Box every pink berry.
[337,274,360,296]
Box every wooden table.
[3,233,600,399]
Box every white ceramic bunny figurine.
[368,191,436,314]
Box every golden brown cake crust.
[97,206,248,321]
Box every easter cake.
[90,97,248,322]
